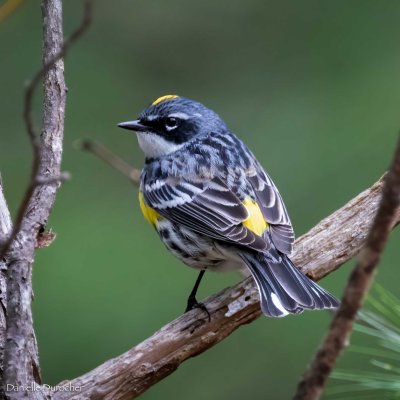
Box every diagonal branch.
[0,0,26,23]
[293,137,400,400]
[76,139,141,184]
[52,174,400,400]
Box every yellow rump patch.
[152,94,179,106]
[242,198,268,236]
[139,191,161,226]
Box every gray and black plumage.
[118,95,339,317]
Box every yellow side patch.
[152,94,178,106]
[139,191,161,226]
[242,198,268,236]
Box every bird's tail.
[240,249,339,317]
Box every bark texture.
[2,1,66,398]
[295,175,393,278]
[0,181,12,396]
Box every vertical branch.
[2,0,66,398]
[0,179,12,397]
[1,1,92,397]
[293,137,400,400]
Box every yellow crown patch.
[152,94,179,106]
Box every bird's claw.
[185,297,211,322]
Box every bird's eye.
[165,117,179,130]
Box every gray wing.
[246,160,295,254]
[143,176,269,252]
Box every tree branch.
[76,139,141,184]
[2,0,67,396]
[0,0,92,262]
[52,174,400,400]
[0,0,26,23]
[2,1,93,398]
[293,137,400,400]
[0,178,12,397]
[2,2,397,397]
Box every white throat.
[136,132,184,158]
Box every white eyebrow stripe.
[146,115,158,121]
[168,112,190,120]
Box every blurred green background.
[1,0,399,399]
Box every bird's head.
[118,95,227,159]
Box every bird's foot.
[185,296,211,322]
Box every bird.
[118,95,339,318]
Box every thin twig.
[0,0,93,262]
[24,0,92,144]
[76,139,141,184]
[52,174,400,400]
[0,172,69,255]
[0,0,26,23]
[293,136,400,400]
[34,172,71,185]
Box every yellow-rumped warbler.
[118,95,339,317]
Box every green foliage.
[328,284,400,399]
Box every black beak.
[117,120,148,132]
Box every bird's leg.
[185,269,205,310]
[185,269,210,321]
